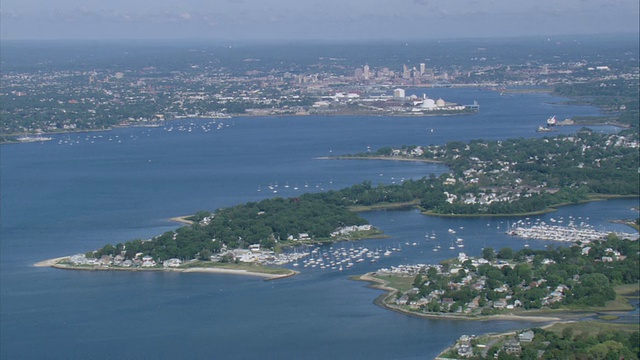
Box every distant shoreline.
[34,257,298,280]
[317,155,443,164]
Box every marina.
[506,218,638,243]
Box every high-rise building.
[393,88,405,99]
[354,68,363,79]
[420,63,426,76]
[363,65,370,80]
[402,64,411,79]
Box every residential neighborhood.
[370,232,638,317]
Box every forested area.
[91,196,369,261]
[555,78,639,129]
[354,131,639,215]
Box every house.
[249,244,261,253]
[163,258,182,268]
[441,298,455,310]
[457,335,473,357]
[503,339,521,354]
[457,344,473,357]
[396,294,410,305]
[519,330,535,343]
[492,300,506,310]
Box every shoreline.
[34,257,298,280]
[317,155,444,164]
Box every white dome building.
[420,98,436,110]
[435,98,446,107]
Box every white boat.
[537,125,556,132]
[17,135,53,142]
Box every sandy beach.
[180,267,298,280]
[33,256,70,267]
[168,215,195,225]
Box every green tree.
[482,247,496,261]
[497,247,515,260]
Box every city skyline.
[1,0,638,40]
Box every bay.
[1,88,635,359]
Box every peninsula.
[35,256,298,280]
[357,234,639,323]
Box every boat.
[17,135,53,142]
[546,115,557,127]
[537,125,556,132]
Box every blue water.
[1,88,636,359]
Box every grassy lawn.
[547,321,639,337]
[348,200,420,212]
[510,283,639,316]
[373,274,416,292]
[615,283,639,297]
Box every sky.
[1,0,638,40]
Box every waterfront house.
[396,295,409,305]
[492,300,506,310]
[163,258,182,268]
[518,330,535,343]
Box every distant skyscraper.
[420,63,426,76]
[363,65,370,80]
[354,68,363,79]
[402,64,410,79]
